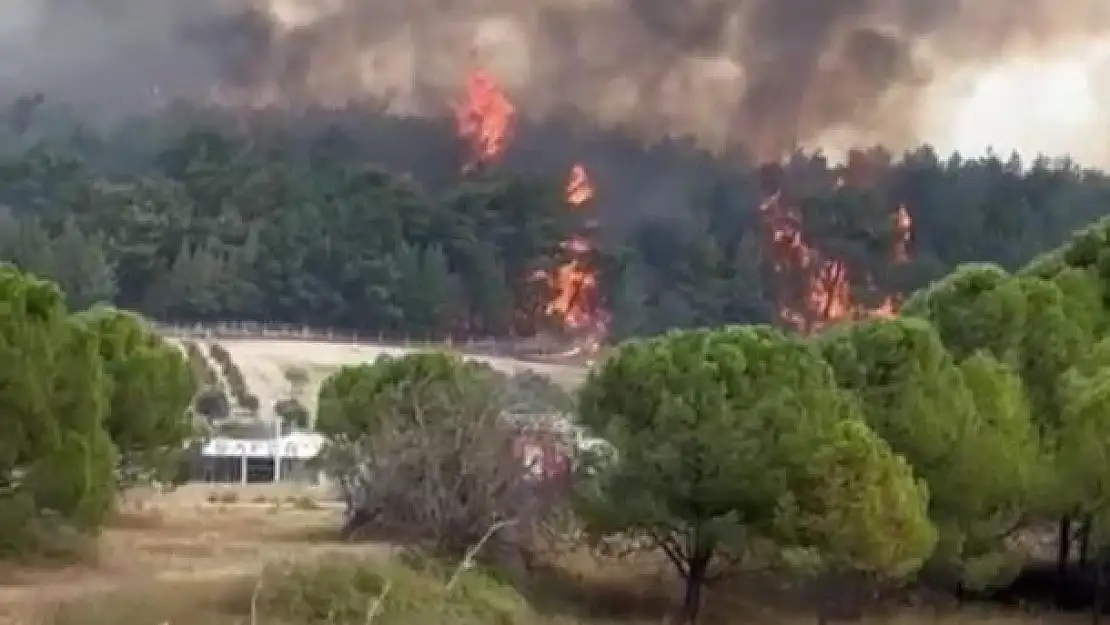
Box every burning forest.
[0,43,1103,348]
[455,64,609,355]
[758,160,914,335]
[452,57,917,347]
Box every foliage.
[0,264,116,554]
[900,263,1027,363]
[0,263,199,558]
[316,351,500,440]
[193,387,231,422]
[576,326,935,621]
[240,393,260,414]
[183,340,218,387]
[500,371,576,414]
[1055,340,1110,529]
[274,397,310,430]
[77,306,197,486]
[284,365,310,389]
[208,342,253,410]
[817,318,1042,585]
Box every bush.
[285,365,310,389]
[240,393,260,414]
[184,341,218,386]
[275,397,310,429]
[500,371,575,414]
[209,342,255,412]
[257,555,532,625]
[194,387,231,421]
[319,353,563,566]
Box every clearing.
[0,484,384,624]
[0,485,1090,625]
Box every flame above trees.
[454,70,515,172]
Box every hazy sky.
[1,0,1108,166]
[917,38,1110,165]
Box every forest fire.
[454,68,608,353]
[454,65,907,342]
[537,165,609,353]
[759,169,913,335]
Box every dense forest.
[2,95,1109,342]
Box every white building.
[191,430,327,484]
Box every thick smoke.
[1,0,1109,158]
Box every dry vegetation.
[0,489,1089,625]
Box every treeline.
[0,264,196,555]
[312,214,1110,622]
[0,101,1108,339]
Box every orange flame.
[760,180,910,335]
[534,165,608,345]
[566,164,595,206]
[892,203,912,263]
[454,69,515,169]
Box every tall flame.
[760,176,912,335]
[454,68,607,352]
[544,167,606,335]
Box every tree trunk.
[681,552,710,624]
[1060,514,1074,607]
[1093,546,1105,625]
[1081,516,1093,568]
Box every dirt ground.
[0,488,1094,625]
[0,486,386,625]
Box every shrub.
[257,555,532,625]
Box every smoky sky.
[1,0,1109,158]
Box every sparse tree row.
[208,343,258,414]
[0,102,1109,338]
[316,216,1110,622]
[0,264,196,556]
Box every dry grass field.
[0,487,1092,625]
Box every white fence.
[154,321,500,350]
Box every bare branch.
[652,529,690,578]
[322,374,567,564]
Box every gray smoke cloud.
[1,0,1109,159]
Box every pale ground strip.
[178,338,589,422]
